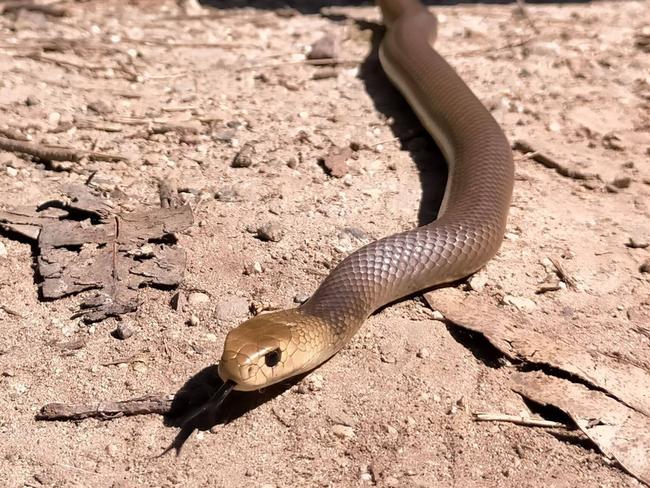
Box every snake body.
[218,0,514,391]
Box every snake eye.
[264,348,281,368]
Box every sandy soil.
[0,1,649,487]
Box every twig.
[120,36,257,50]
[450,38,532,58]
[0,136,128,163]
[36,394,174,421]
[238,57,360,72]
[14,52,115,73]
[0,304,25,317]
[473,412,569,429]
[549,257,578,290]
[513,139,600,181]
[150,12,248,22]
[74,118,124,133]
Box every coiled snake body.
[218,0,514,392]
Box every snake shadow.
[161,364,310,454]
[352,17,447,226]
[198,1,589,14]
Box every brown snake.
[216,0,515,393]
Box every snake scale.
[216,0,514,393]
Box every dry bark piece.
[423,291,650,416]
[321,145,352,178]
[0,206,66,240]
[0,185,193,322]
[512,372,650,486]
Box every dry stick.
[513,139,600,181]
[120,36,257,50]
[0,38,123,55]
[0,304,25,318]
[14,52,114,72]
[449,38,532,58]
[0,136,128,163]
[36,394,174,421]
[238,57,360,72]
[549,257,578,290]
[473,412,569,429]
[151,12,249,22]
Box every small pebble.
[25,95,40,106]
[640,259,650,273]
[307,33,338,60]
[331,424,355,439]
[416,348,430,359]
[132,361,147,373]
[294,292,310,304]
[213,128,236,143]
[171,291,186,311]
[6,166,18,177]
[611,175,632,189]
[257,222,284,242]
[385,424,398,436]
[48,111,61,126]
[188,292,210,307]
[286,156,298,169]
[305,372,324,391]
[243,262,263,275]
[112,323,134,340]
[502,294,537,312]
[215,186,240,202]
[232,142,255,168]
[0,241,6,258]
[87,100,112,114]
[430,310,444,321]
[360,473,373,482]
[188,314,200,327]
[603,133,625,151]
[467,273,488,291]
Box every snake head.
[218,308,328,391]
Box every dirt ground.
[0,0,649,487]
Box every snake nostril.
[246,365,255,378]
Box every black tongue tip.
[179,379,236,429]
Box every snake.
[213,0,515,398]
